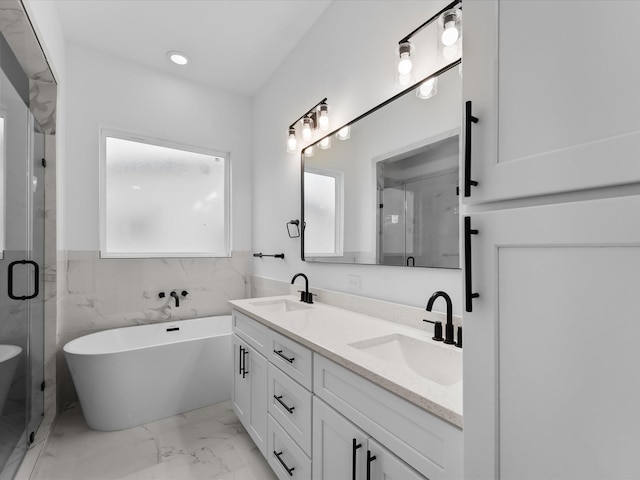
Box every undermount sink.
[349,333,462,386]
[248,298,312,313]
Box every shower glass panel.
[0,65,44,479]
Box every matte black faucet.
[170,291,180,307]
[425,291,455,345]
[291,273,314,304]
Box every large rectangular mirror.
[302,61,461,268]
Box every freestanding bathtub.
[64,315,231,431]
[0,345,22,416]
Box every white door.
[312,397,368,480]
[367,438,426,480]
[462,0,640,204]
[463,196,640,478]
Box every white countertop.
[229,295,463,428]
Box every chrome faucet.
[291,273,314,304]
[425,291,455,345]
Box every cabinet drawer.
[314,354,462,479]
[267,414,312,480]
[269,330,312,390]
[268,363,312,456]
[233,309,269,357]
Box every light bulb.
[416,77,438,99]
[442,22,459,46]
[304,146,314,157]
[397,42,413,75]
[287,128,297,152]
[336,126,350,141]
[398,73,411,87]
[302,117,313,141]
[442,44,459,61]
[318,104,329,131]
[319,136,331,149]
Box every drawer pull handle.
[274,349,295,363]
[274,395,295,414]
[242,349,249,378]
[352,438,362,480]
[274,451,295,476]
[366,450,377,480]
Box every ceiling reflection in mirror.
[302,63,461,269]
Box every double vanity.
[229,295,462,480]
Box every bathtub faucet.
[170,291,180,307]
[291,273,314,304]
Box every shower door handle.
[8,260,39,300]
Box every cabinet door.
[463,196,640,478]
[367,439,426,480]
[232,335,250,426]
[313,397,368,480]
[462,1,640,204]
[232,335,268,458]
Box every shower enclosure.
[0,41,45,480]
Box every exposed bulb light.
[318,104,329,131]
[397,41,413,75]
[336,125,351,141]
[416,77,438,99]
[319,136,331,149]
[304,146,314,157]
[287,127,297,152]
[167,51,189,65]
[302,117,313,141]
[440,10,461,47]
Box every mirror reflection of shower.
[377,133,459,268]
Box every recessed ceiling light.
[167,51,189,66]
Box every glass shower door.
[0,64,44,479]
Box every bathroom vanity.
[229,296,462,480]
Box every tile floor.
[30,401,277,480]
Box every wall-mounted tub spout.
[170,291,180,307]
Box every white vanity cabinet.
[313,397,427,480]
[314,355,462,479]
[462,0,640,205]
[232,311,269,457]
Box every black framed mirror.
[301,60,461,269]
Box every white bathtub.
[64,315,232,431]
[0,345,21,416]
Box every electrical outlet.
[347,275,361,291]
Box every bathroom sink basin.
[349,334,462,386]
[248,299,312,313]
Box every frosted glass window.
[100,131,230,257]
[304,169,342,256]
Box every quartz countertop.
[229,295,463,428]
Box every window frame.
[99,127,231,258]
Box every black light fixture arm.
[289,97,328,130]
[398,0,462,44]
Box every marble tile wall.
[57,251,252,406]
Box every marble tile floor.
[30,401,277,480]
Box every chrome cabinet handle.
[274,395,295,414]
[274,349,295,363]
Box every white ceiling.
[53,0,332,96]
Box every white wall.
[64,43,252,251]
[252,0,462,313]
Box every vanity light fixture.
[167,50,189,65]
[286,98,329,152]
[395,0,461,85]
